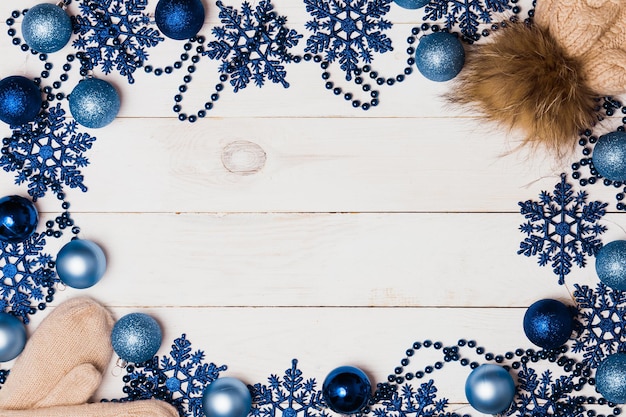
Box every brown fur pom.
[450,21,598,155]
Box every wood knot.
[221,141,266,175]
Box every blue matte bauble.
[0,76,42,126]
[22,3,72,53]
[596,353,626,404]
[202,377,252,417]
[155,0,205,40]
[523,299,573,350]
[596,240,626,290]
[592,131,626,182]
[56,239,107,289]
[465,364,515,414]
[0,312,27,362]
[322,366,371,414]
[393,0,429,8]
[69,78,120,128]
[111,313,162,363]
[0,195,38,244]
[415,32,465,82]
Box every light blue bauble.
[415,32,465,82]
[592,131,626,182]
[0,312,27,362]
[0,76,42,126]
[465,364,515,414]
[202,377,252,417]
[596,240,626,291]
[111,313,162,363]
[393,0,429,9]
[596,353,626,404]
[155,0,205,40]
[69,78,120,128]
[22,3,72,53]
[56,239,106,289]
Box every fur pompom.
[449,22,598,155]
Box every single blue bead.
[155,0,205,41]
[111,313,162,363]
[0,313,26,362]
[69,78,120,128]
[596,240,626,290]
[393,0,429,8]
[202,377,252,417]
[56,239,107,289]
[0,195,38,243]
[415,32,465,82]
[322,366,371,414]
[0,76,42,126]
[523,299,573,350]
[465,364,515,414]
[592,131,626,181]
[597,353,626,404]
[22,3,72,53]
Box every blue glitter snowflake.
[121,334,227,417]
[422,0,512,39]
[304,0,393,80]
[371,380,458,417]
[0,103,95,201]
[517,175,607,284]
[203,1,302,92]
[71,0,164,83]
[249,359,325,417]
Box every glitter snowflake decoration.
[0,103,96,201]
[121,334,227,417]
[71,0,164,83]
[422,0,513,39]
[203,1,302,92]
[304,0,393,80]
[371,380,457,417]
[572,283,626,369]
[517,175,607,284]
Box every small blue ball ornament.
[596,353,626,404]
[155,0,205,40]
[202,377,252,417]
[592,131,626,182]
[0,76,42,126]
[0,312,27,362]
[56,239,107,289]
[523,299,573,350]
[22,3,72,53]
[322,366,371,414]
[111,313,162,363]
[465,364,515,414]
[596,240,626,290]
[415,32,465,82]
[69,78,120,128]
[0,195,38,244]
[393,0,429,8]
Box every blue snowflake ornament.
[304,0,393,80]
[371,380,457,417]
[517,175,607,284]
[204,1,302,92]
[0,103,95,201]
[72,0,164,83]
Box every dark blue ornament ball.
[322,366,371,414]
[465,364,515,414]
[393,0,429,8]
[596,240,626,291]
[111,313,162,363]
[0,76,42,126]
[56,239,107,289]
[592,131,626,182]
[155,0,205,40]
[69,78,120,129]
[22,3,72,53]
[0,195,38,244]
[415,32,465,82]
[596,353,626,404]
[0,312,27,362]
[523,298,573,350]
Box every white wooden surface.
[0,1,622,415]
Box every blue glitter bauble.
[322,366,371,414]
[465,364,515,414]
[202,377,252,417]
[0,312,26,362]
[596,240,626,290]
[393,0,429,8]
[69,78,120,129]
[155,0,205,40]
[415,32,465,82]
[0,195,38,244]
[0,76,42,126]
[523,299,573,350]
[597,353,626,404]
[56,239,107,289]
[111,313,162,363]
[22,3,72,53]
[592,131,626,182]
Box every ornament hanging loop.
[111,357,127,377]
